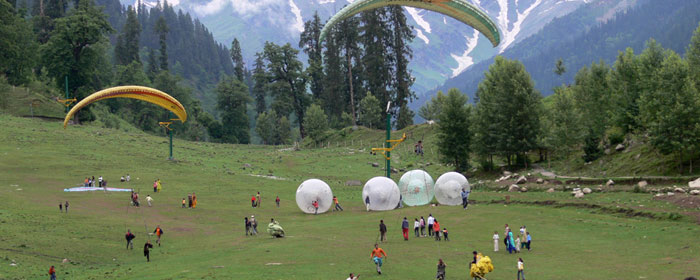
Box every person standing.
[156,179,162,192]
[49,265,56,280]
[517,258,525,280]
[370,244,387,275]
[312,200,319,215]
[436,259,446,280]
[251,195,256,208]
[276,196,280,208]
[379,220,387,242]
[146,195,153,207]
[442,228,449,241]
[59,203,63,213]
[244,217,251,236]
[188,194,193,208]
[461,188,470,209]
[126,174,130,182]
[365,196,371,212]
[181,198,186,208]
[153,225,164,246]
[420,216,426,237]
[64,201,69,213]
[250,215,257,235]
[144,241,153,262]
[192,192,197,208]
[508,230,516,254]
[427,214,435,237]
[125,230,135,250]
[493,231,500,252]
[256,192,261,208]
[84,177,89,187]
[98,176,103,187]
[401,217,409,241]
[153,180,157,193]
[413,218,420,237]
[525,232,531,251]
[515,234,522,253]
[433,219,441,241]
[333,196,344,211]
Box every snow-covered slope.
[120,0,593,97]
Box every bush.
[632,185,642,193]
[606,127,625,146]
[668,212,682,221]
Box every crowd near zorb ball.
[296,179,333,214]
[434,172,470,206]
[398,170,434,206]
[362,176,400,211]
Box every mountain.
[116,0,595,98]
[427,0,700,109]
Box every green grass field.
[1,114,699,279]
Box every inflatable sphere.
[362,176,401,211]
[398,170,434,206]
[434,172,470,206]
[296,179,333,214]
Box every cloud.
[193,0,284,16]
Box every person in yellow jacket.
[192,192,197,208]
[156,179,162,192]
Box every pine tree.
[387,6,415,114]
[263,42,309,138]
[358,92,381,129]
[216,76,251,144]
[299,12,324,103]
[322,23,345,122]
[155,16,168,71]
[255,111,275,145]
[360,8,392,118]
[437,88,471,172]
[252,53,267,115]
[231,38,245,81]
[123,6,140,63]
[1,0,38,85]
[303,104,328,143]
[571,60,611,160]
[146,48,159,81]
[418,91,445,122]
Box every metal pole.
[64,76,69,113]
[386,112,391,178]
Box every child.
[276,196,280,208]
[515,234,522,252]
[436,258,446,280]
[312,200,319,215]
[517,258,525,280]
[493,231,499,252]
[181,198,186,208]
[146,195,153,207]
[414,218,420,237]
[525,232,531,251]
[49,265,56,280]
[442,228,449,241]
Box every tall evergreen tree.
[322,23,345,122]
[571,60,611,160]
[610,48,642,133]
[252,53,267,115]
[263,42,309,138]
[437,88,472,172]
[155,16,168,71]
[146,48,158,81]
[686,23,700,89]
[230,38,245,81]
[387,6,415,115]
[337,16,363,125]
[299,12,324,104]
[360,8,392,118]
[216,76,251,144]
[358,92,381,129]
[115,5,140,65]
[1,0,38,85]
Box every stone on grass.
[638,181,648,188]
[667,192,675,196]
[615,144,625,151]
[520,187,528,192]
[546,188,555,193]
[690,190,700,195]
[508,185,520,192]
[689,178,700,189]
[371,162,379,167]
[516,176,527,184]
[674,187,686,193]
[503,171,512,176]
[536,178,544,184]
[583,188,592,194]
[574,192,584,198]
[606,179,615,187]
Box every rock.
[606,179,615,187]
[638,181,648,188]
[574,192,584,198]
[345,180,362,186]
[536,178,544,184]
[399,168,406,172]
[596,187,603,192]
[604,148,611,155]
[654,193,664,197]
[371,162,379,167]
[519,187,528,192]
[508,185,520,192]
[634,154,641,160]
[546,188,555,193]
[503,171,512,176]
[516,176,527,184]
[243,163,252,168]
[615,144,625,151]
[582,188,592,194]
[689,178,700,189]
[674,187,686,193]
[667,192,675,196]
[690,190,700,195]
[62,259,69,263]
[391,168,399,174]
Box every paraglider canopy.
[63,86,187,128]
[434,172,470,205]
[295,179,333,214]
[362,176,400,211]
[320,0,501,47]
[398,170,434,206]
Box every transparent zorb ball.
[434,172,470,206]
[362,176,400,211]
[398,170,434,206]
[296,179,333,214]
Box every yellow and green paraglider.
[320,0,501,47]
[63,86,187,128]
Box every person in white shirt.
[493,231,500,251]
[517,258,525,280]
[98,176,103,187]
[146,195,153,207]
[413,218,420,237]
[427,214,435,237]
[126,174,130,182]
[346,272,359,280]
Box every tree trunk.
[547,150,551,169]
[347,52,356,126]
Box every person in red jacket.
[49,265,56,280]
[312,200,319,215]
[153,226,164,247]
[125,229,136,249]
[251,195,256,208]
[433,220,441,241]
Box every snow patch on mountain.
[497,0,543,52]
[405,7,431,33]
[450,29,480,77]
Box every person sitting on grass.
[346,272,359,280]
[370,243,387,275]
[267,218,285,238]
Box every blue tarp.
[63,187,133,192]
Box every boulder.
[546,188,555,193]
[345,180,362,186]
[62,258,69,264]
[654,193,664,197]
[638,181,648,188]
[582,188,592,194]
[516,176,527,184]
[520,187,528,192]
[536,178,544,184]
[503,171,512,176]
[615,144,625,151]
[391,168,399,174]
[689,178,700,189]
[371,162,379,167]
[667,192,675,196]
[574,192,584,198]
[606,179,615,187]
[690,190,700,195]
[674,187,686,193]
[508,185,520,192]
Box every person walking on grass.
[125,229,135,250]
[493,231,499,252]
[442,228,449,241]
[49,265,56,280]
[276,196,280,208]
[414,218,420,237]
[379,220,387,242]
[515,234,522,253]
[256,192,261,208]
[64,201,69,213]
[245,217,251,236]
[59,202,62,213]
[84,177,89,187]
[181,198,186,208]
[433,220,441,241]
[144,241,153,262]
[420,216,426,237]
[146,195,153,207]
[188,194,193,208]
[365,196,371,212]
[370,243,387,275]
[251,195,256,208]
[517,258,525,280]
[312,200,319,215]
[436,258,446,280]
[153,225,164,247]
[525,232,531,251]
[250,215,258,235]
[401,217,409,241]
[333,196,344,211]
[192,192,197,208]
[508,230,516,254]
[156,179,162,192]
[461,188,470,209]
[153,180,157,193]
[427,214,435,237]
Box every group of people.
[494,224,532,254]
[120,174,131,182]
[251,192,261,208]
[152,179,162,193]
[182,192,197,208]
[124,225,164,262]
[82,176,105,188]
[244,215,258,236]
[57,201,69,213]
[379,214,448,242]
[130,191,140,207]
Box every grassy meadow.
[0,114,699,279]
